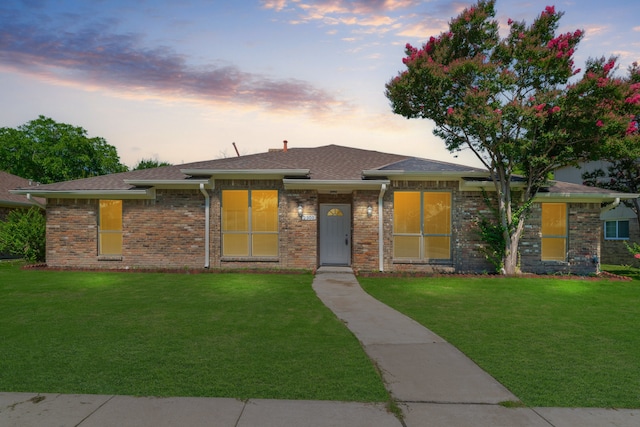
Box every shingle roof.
[541,180,636,197]
[15,145,471,191]
[184,144,412,180]
[0,171,43,207]
[11,144,630,201]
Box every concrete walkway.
[1,267,638,426]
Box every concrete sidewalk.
[1,267,638,426]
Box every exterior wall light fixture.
[367,205,373,217]
[298,204,304,218]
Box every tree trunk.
[502,215,526,275]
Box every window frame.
[541,202,567,262]
[604,219,630,240]
[392,190,452,262]
[221,189,279,258]
[98,199,123,256]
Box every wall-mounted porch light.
[298,204,304,218]
[367,205,373,217]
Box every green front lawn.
[359,268,640,408]
[0,262,388,402]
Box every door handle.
[345,234,349,246]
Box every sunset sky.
[1,0,639,169]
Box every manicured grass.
[0,262,388,402]
[359,271,640,408]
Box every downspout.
[199,183,211,269]
[378,184,387,272]
[601,197,620,214]
[26,194,46,209]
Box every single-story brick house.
[10,144,637,274]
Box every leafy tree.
[385,1,640,274]
[581,63,640,223]
[0,207,46,262]
[133,158,172,170]
[0,115,128,183]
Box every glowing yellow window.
[99,200,122,255]
[393,191,451,260]
[423,192,451,259]
[541,203,567,261]
[393,192,421,258]
[222,190,278,257]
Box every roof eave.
[533,192,639,202]
[123,179,213,189]
[283,179,390,194]
[10,188,156,200]
[0,200,39,208]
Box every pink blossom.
[534,103,546,112]
[626,121,638,135]
[518,32,525,39]
[507,18,513,25]
[572,68,581,75]
[596,120,604,127]
[625,94,640,104]
[551,106,561,114]
[544,5,555,15]
[635,253,640,259]
[447,107,454,115]
[603,60,616,74]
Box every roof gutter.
[199,183,211,269]
[10,188,156,199]
[378,183,387,272]
[283,179,390,193]
[26,194,46,209]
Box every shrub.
[0,207,46,262]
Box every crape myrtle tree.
[0,115,128,184]
[385,0,640,274]
[581,63,640,223]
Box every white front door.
[319,204,351,266]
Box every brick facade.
[44,180,602,274]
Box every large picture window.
[541,203,567,261]
[393,191,451,260]
[99,200,122,255]
[222,190,278,257]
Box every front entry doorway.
[319,204,351,266]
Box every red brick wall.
[43,182,603,274]
[46,198,99,268]
[352,191,379,271]
[520,202,601,274]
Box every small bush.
[0,207,46,262]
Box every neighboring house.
[555,162,639,265]
[1,171,45,258]
[11,144,637,274]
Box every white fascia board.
[180,169,310,179]
[9,188,156,200]
[533,192,639,203]
[123,179,213,189]
[283,179,390,193]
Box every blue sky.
[1,0,639,168]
